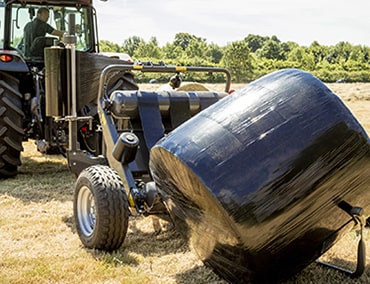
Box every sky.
[94,0,370,47]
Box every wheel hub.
[77,185,96,237]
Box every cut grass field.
[0,82,369,283]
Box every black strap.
[137,91,164,150]
[169,92,191,128]
[198,92,220,111]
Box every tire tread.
[74,165,129,251]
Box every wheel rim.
[77,185,96,237]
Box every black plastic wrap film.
[149,68,370,283]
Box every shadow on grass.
[175,254,370,284]
[177,227,370,283]
[176,265,226,284]
[63,215,142,267]
[0,155,75,203]
[62,215,76,233]
[63,216,194,275]
[124,222,187,256]
[283,254,370,283]
[89,249,141,267]
[314,257,370,283]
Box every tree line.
[100,33,370,83]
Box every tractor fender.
[0,50,30,73]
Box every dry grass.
[0,82,369,283]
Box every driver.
[23,7,64,57]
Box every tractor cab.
[0,0,99,63]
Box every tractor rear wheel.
[74,165,129,251]
[0,72,24,178]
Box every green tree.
[172,33,208,51]
[173,32,197,51]
[208,43,224,64]
[99,32,370,83]
[257,39,284,60]
[335,41,353,62]
[324,41,352,65]
[308,41,327,65]
[184,38,210,60]
[99,40,121,52]
[244,34,269,52]
[287,46,305,64]
[162,42,184,60]
[171,34,214,67]
[286,46,316,70]
[221,40,254,82]
[133,37,163,60]
[348,45,369,64]
[280,41,298,60]
[122,36,144,57]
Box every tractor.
[0,0,230,252]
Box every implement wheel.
[74,165,129,251]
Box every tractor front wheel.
[74,165,129,251]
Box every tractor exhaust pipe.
[64,13,78,151]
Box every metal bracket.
[316,204,366,278]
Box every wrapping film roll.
[149,69,370,283]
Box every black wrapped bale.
[149,69,370,283]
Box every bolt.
[125,134,135,142]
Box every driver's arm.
[51,29,64,38]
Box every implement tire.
[74,165,129,251]
[0,72,24,178]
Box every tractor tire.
[74,165,129,251]
[0,72,24,178]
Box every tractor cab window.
[10,4,93,58]
[0,1,4,49]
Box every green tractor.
[0,0,104,177]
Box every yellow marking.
[100,113,106,126]
[128,193,135,207]
[176,66,187,72]
[133,65,143,70]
